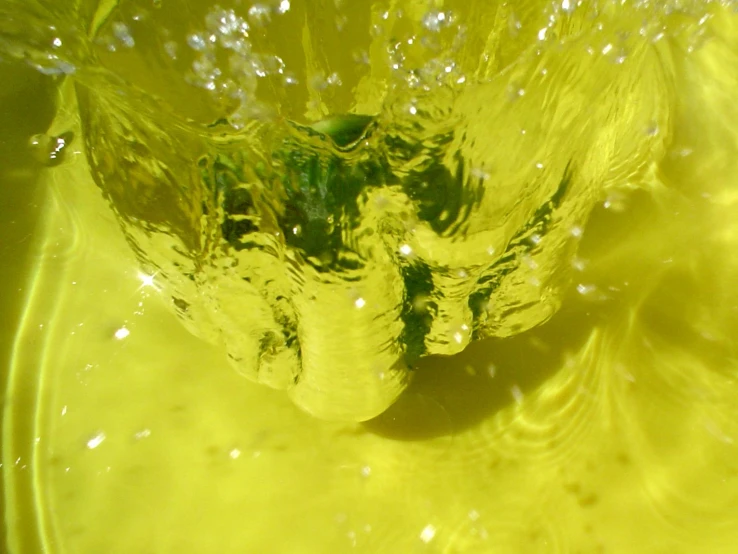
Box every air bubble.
[187,33,207,51]
[510,385,524,404]
[163,41,178,59]
[576,283,597,295]
[112,22,135,48]
[29,131,74,167]
[248,4,272,26]
[326,72,342,86]
[422,10,449,32]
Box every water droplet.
[229,448,241,459]
[86,432,106,449]
[354,297,366,309]
[114,327,130,340]
[399,244,413,256]
[361,465,371,477]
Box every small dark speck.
[616,452,631,466]
[578,492,600,508]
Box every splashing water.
[0,0,733,421]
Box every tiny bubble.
[419,524,436,543]
[86,432,106,449]
[112,22,135,48]
[571,257,587,271]
[187,33,207,51]
[576,283,596,295]
[248,4,272,25]
[163,41,178,59]
[510,385,523,404]
[134,429,151,440]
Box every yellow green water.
[3,0,738,552]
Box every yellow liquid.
[4,1,738,552]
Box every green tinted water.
[3,1,738,553]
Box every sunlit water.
[3,0,738,552]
